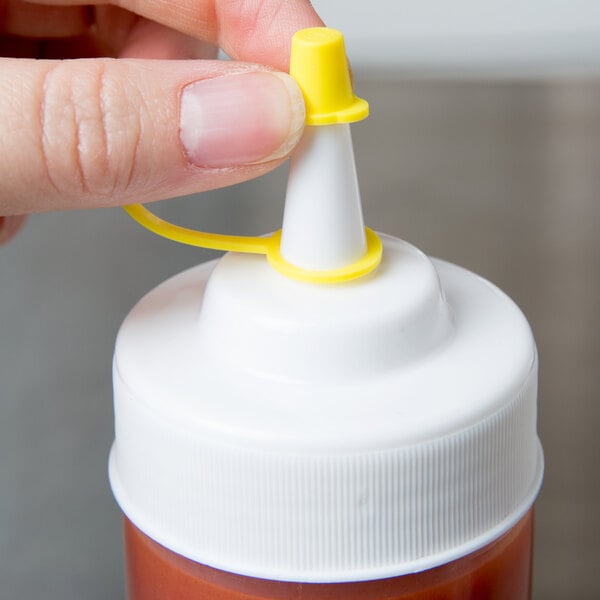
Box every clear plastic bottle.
[123,510,534,599]
[110,27,543,600]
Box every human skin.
[0,0,323,241]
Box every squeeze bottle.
[110,28,543,599]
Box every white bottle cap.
[110,235,542,582]
[110,27,542,584]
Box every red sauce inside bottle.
[124,508,533,599]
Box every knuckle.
[40,61,142,202]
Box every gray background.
[1,77,599,598]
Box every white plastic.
[280,124,367,271]
[110,233,543,582]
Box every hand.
[0,0,323,241]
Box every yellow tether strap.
[123,204,382,284]
[123,204,269,255]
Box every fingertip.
[261,72,306,162]
[216,0,325,70]
[179,70,305,168]
[0,216,27,245]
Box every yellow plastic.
[290,28,369,125]
[123,204,269,255]
[123,27,379,284]
[124,204,382,284]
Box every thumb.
[0,58,305,214]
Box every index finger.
[34,0,325,70]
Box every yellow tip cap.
[290,27,369,125]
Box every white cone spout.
[279,124,367,272]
